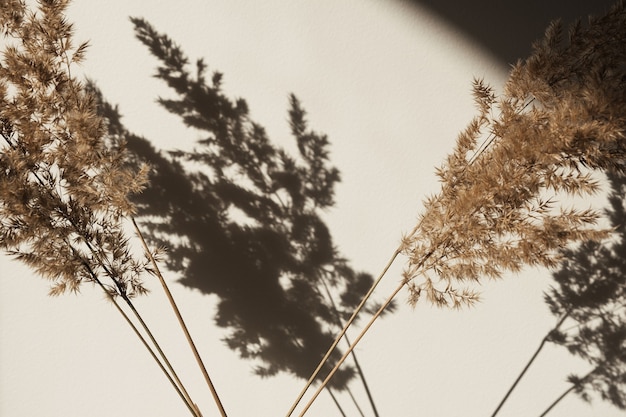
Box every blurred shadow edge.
[399,0,617,65]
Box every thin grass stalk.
[61,212,200,415]
[489,311,571,417]
[345,386,367,417]
[0,135,200,416]
[72,233,200,416]
[537,385,577,417]
[285,248,401,417]
[132,218,227,417]
[298,280,405,417]
[326,388,348,417]
[110,295,201,417]
[492,285,626,416]
[77,239,201,416]
[106,291,200,416]
[121,294,204,416]
[537,370,593,417]
[344,337,377,417]
[296,246,437,416]
[320,277,381,417]
[494,300,626,416]
[73,250,200,416]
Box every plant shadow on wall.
[541,169,626,412]
[91,16,395,403]
[490,169,626,417]
[95,9,626,415]
[1,1,625,417]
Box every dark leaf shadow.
[90,18,395,390]
[544,169,626,410]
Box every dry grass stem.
[132,217,227,417]
[0,2,216,416]
[2,1,625,416]
[284,248,401,417]
[295,3,625,414]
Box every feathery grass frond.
[293,4,626,415]
[0,2,212,416]
[402,2,625,307]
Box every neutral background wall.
[1,1,621,416]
